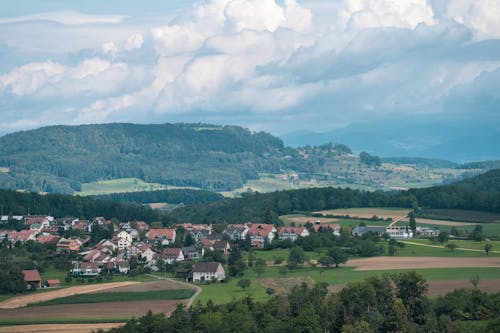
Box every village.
[0,212,441,290]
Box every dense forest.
[0,123,284,193]
[0,189,159,222]
[100,274,500,333]
[92,189,224,205]
[167,170,500,223]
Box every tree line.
[92,189,224,205]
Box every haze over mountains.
[281,117,500,162]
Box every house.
[189,229,211,242]
[72,262,101,276]
[386,226,413,239]
[25,215,52,227]
[1,229,40,244]
[224,224,249,241]
[146,228,176,245]
[352,226,387,237]
[23,269,42,289]
[212,240,231,255]
[161,248,184,264]
[46,279,60,288]
[135,221,149,231]
[56,237,82,252]
[116,231,133,250]
[278,227,310,241]
[182,245,204,260]
[416,227,440,238]
[312,223,341,236]
[247,223,276,248]
[37,234,61,245]
[117,260,130,274]
[120,222,133,233]
[192,262,225,283]
[128,242,156,263]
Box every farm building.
[23,269,42,289]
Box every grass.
[77,178,196,196]
[196,266,500,305]
[418,209,500,223]
[31,289,194,306]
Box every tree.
[470,275,480,288]
[470,224,484,241]
[484,243,492,255]
[0,264,26,294]
[328,247,348,268]
[393,271,429,324]
[437,231,449,243]
[341,320,374,333]
[228,247,246,277]
[408,210,417,233]
[253,258,266,277]
[288,246,307,269]
[446,243,457,252]
[237,278,251,291]
[318,256,334,270]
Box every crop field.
[418,209,500,223]
[77,178,196,196]
[0,279,195,330]
[314,207,410,220]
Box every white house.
[116,231,133,250]
[162,248,184,264]
[278,227,310,241]
[192,262,225,282]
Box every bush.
[76,278,85,284]
[65,276,73,283]
[87,278,95,283]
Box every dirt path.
[401,240,500,254]
[0,281,139,309]
[0,323,124,333]
[345,256,500,271]
[145,274,201,308]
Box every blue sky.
[0,0,499,140]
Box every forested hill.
[452,169,500,192]
[0,123,284,193]
[91,189,224,205]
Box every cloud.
[0,11,127,25]
[0,0,499,134]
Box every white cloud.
[0,0,499,133]
[0,11,127,25]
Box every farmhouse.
[192,262,225,283]
[386,226,413,239]
[23,269,42,289]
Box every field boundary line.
[400,240,500,253]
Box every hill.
[0,123,483,195]
[0,123,283,193]
[453,169,500,193]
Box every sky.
[0,0,499,140]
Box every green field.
[31,289,194,306]
[197,266,500,305]
[77,178,196,196]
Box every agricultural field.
[0,279,195,329]
[314,207,410,220]
[77,178,195,196]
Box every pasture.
[77,178,195,195]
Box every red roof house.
[23,269,42,289]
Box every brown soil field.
[427,279,500,295]
[0,323,124,333]
[91,279,191,293]
[400,217,475,226]
[345,256,500,271]
[0,282,139,309]
[0,299,187,321]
